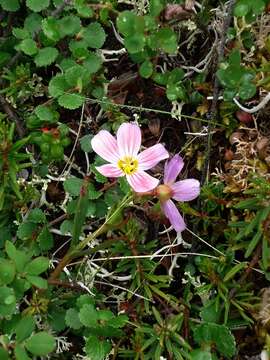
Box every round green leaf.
[239,83,256,100]
[34,47,59,67]
[15,316,35,342]
[42,17,61,42]
[83,52,102,74]
[155,28,177,54]
[59,15,81,36]
[0,259,15,285]
[26,0,50,12]
[83,22,106,49]
[149,0,165,16]
[0,286,16,316]
[26,275,48,289]
[124,34,145,54]
[233,2,250,17]
[65,308,82,330]
[139,60,153,78]
[85,335,111,360]
[25,332,55,356]
[58,93,85,109]
[48,74,69,98]
[24,13,42,34]
[0,0,20,11]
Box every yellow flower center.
[118,157,138,175]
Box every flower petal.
[164,154,184,184]
[96,164,124,178]
[126,170,159,192]
[171,179,200,202]
[117,122,141,158]
[137,144,169,170]
[161,199,186,232]
[91,130,119,163]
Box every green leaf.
[58,93,85,109]
[0,347,10,360]
[79,304,98,327]
[155,28,177,53]
[24,13,42,34]
[25,257,49,275]
[34,47,59,67]
[27,208,46,223]
[64,64,89,88]
[13,28,30,39]
[42,17,61,42]
[190,349,214,360]
[35,105,59,122]
[0,259,16,285]
[194,323,236,358]
[88,184,102,200]
[26,0,50,12]
[16,316,35,342]
[74,0,93,18]
[85,335,111,360]
[25,332,55,356]
[19,39,38,56]
[0,0,19,11]
[5,241,31,273]
[59,15,81,36]
[17,222,37,240]
[0,286,16,316]
[117,11,145,36]
[37,226,54,250]
[238,82,256,100]
[234,2,250,17]
[245,230,262,258]
[83,52,102,74]
[223,262,246,282]
[80,134,93,152]
[139,60,153,78]
[26,275,48,289]
[124,34,145,54]
[64,177,83,196]
[83,22,106,49]
[48,74,69,98]
[65,308,82,330]
[168,68,185,84]
[15,345,31,360]
[149,0,165,16]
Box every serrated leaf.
[19,39,38,55]
[13,28,30,39]
[58,93,85,109]
[25,332,55,356]
[83,52,102,74]
[42,17,61,41]
[34,47,59,67]
[59,15,81,36]
[88,183,102,200]
[17,222,37,240]
[85,335,111,360]
[24,13,42,34]
[0,0,19,11]
[27,208,46,223]
[79,304,98,327]
[26,0,50,12]
[83,22,106,49]
[48,74,69,98]
[37,226,53,250]
[65,308,82,329]
[64,177,83,196]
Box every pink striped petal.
[161,199,186,232]
[117,122,141,158]
[96,164,124,178]
[91,130,119,163]
[164,154,184,185]
[126,170,159,192]
[137,144,169,170]
[171,179,200,202]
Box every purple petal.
[161,199,186,232]
[171,179,200,202]
[164,154,184,185]
[117,122,141,158]
[126,170,159,192]
[96,164,124,178]
[91,130,119,163]
[137,144,169,170]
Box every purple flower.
[156,154,200,232]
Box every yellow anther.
[118,157,138,175]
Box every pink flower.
[156,154,200,232]
[91,123,169,193]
